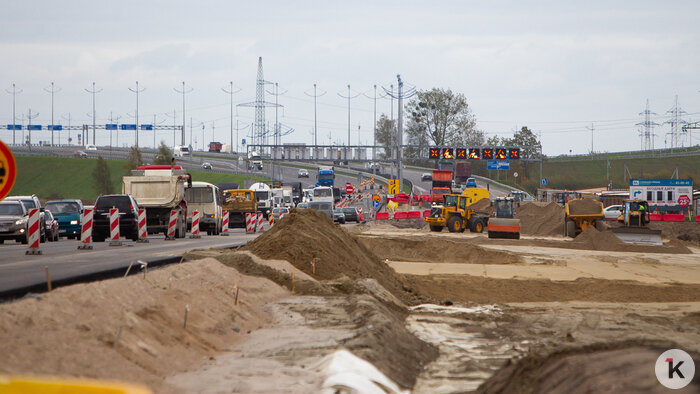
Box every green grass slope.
[10,156,266,203]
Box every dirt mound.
[359,236,522,265]
[516,202,565,237]
[477,342,700,393]
[650,221,700,245]
[242,209,419,304]
[470,198,494,214]
[566,198,602,215]
[571,227,691,254]
[403,274,700,303]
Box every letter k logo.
[666,358,685,379]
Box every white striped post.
[220,211,230,236]
[108,208,122,246]
[189,210,201,238]
[269,214,274,228]
[165,209,178,240]
[136,208,149,243]
[77,208,94,250]
[25,208,42,255]
[257,212,265,232]
[245,213,255,234]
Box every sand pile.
[242,209,418,304]
[650,221,700,245]
[470,198,494,214]
[359,236,522,265]
[572,227,691,254]
[567,198,602,215]
[516,202,565,236]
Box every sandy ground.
[2,210,700,393]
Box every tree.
[501,126,541,159]
[374,114,396,159]
[405,88,484,151]
[92,156,113,195]
[485,135,502,147]
[154,141,174,165]
[125,145,143,171]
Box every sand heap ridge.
[516,202,565,237]
[567,198,603,215]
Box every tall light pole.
[222,81,241,154]
[26,109,39,150]
[84,82,102,146]
[338,84,360,146]
[44,82,61,146]
[62,113,72,145]
[305,83,326,148]
[364,84,387,160]
[128,81,145,147]
[5,83,22,145]
[174,82,193,146]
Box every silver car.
[0,201,29,244]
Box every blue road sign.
[121,124,137,130]
[48,125,62,131]
[242,138,246,145]
[541,178,548,186]
[372,199,380,208]
[140,124,153,130]
[28,125,41,131]
[105,124,118,130]
[7,125,21,130]
[487,160,510,170]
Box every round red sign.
[345,184,355,194]
[678,195,691,207]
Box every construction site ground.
[1,206,700,393]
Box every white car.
[603,205,622,220]
[298,169,309,178]
[86,145,97,151]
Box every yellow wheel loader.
[425,188,490,233]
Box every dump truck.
[222,189,257,228]
[488,197,521,239]
[122,165,192,237]
[453,161,472,186]
[555,191,581,206]
[425,187,490,232]
[430,170,453,203]
[611,199,662,245]
[564,198,604,237]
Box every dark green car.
[44,199,84,239]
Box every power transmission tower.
[338,85,361,147]
[5,83,22,145]
[383,75,417,193]
[26,108,39,150]
[237,57,278,155]
[174,82,193,146]
[664,95,687,148]
[43,82,61,146]
[128,81,146,147]
[304,83,326,149]
[636,99,658,151]
[222,81,241,154]
[85,82,102,147]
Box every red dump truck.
[430,170,453,203]
[453,161,472,186]
[208,142,223,152]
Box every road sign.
[372,199,380,208]
[242,138,246,145]
[28,125,41,131]
[541,178,548,186]
[388,179,400,195]
[48,125,62,131]
[120,124,137,130]
[6,125,21,130]
[105,124,118,130]
[345,184,355,194]
[140,124,153,130]
[0,141,17,200]
[487,160,510,170]
[678,195,691,207]
[372,194,381,202]
[514,172,518,178]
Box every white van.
[313,186,334,204]
[174,145,191,157]
[185,181,222,235]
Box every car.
[0,201,29,244]
[296,202,309,209]
[421,173,432,182]
[86,145,97,151]
[603,205,623,220]
[508,191,535,202]
[4,195,46,242]
[271,207,290,222]
[73,150,88,158]
[201,162,212,170]
[307,201,333,219]
[465,178,477,188]
[44,199,84,239]
[333,209,346,224]
[43,210,60,242]
[341,207,360,223]
[298,169,309,178]
[92,194,140,242]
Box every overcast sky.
[1,1,699,155]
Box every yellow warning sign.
[388,179,400,195]
[0,140,17,200]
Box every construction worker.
[638,202,646,222]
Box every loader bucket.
[610,227,662,246]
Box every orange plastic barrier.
[648,213,663,221]
[423,210,431,218]
[393,211,407,219]
[375,212,389,220]
[663,214,685,222]
[406,211,421,219]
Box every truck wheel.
[470,220,484,233]
[447,216,463,233]
[429,225,443,232]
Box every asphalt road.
[0,229,258,296]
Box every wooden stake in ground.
[183,305,190,329]
[45,266,52,292]
[113,326,123,350]
[291,268,295,294]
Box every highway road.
[0,229,258,297]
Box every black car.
[421,173,432,182]
[341,207,360,223]
[92,194,140,242]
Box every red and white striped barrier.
[269,214,274,228]
[245,213,256,234]
[77,208,94,249]
[220,211,230,236]
[109,208,122,246]
[25,208,42,255]
[279,212,287,221]
[189,210,201,238]
[257,212,265,232]
[136,208,149,242]
[165,209,178,240]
